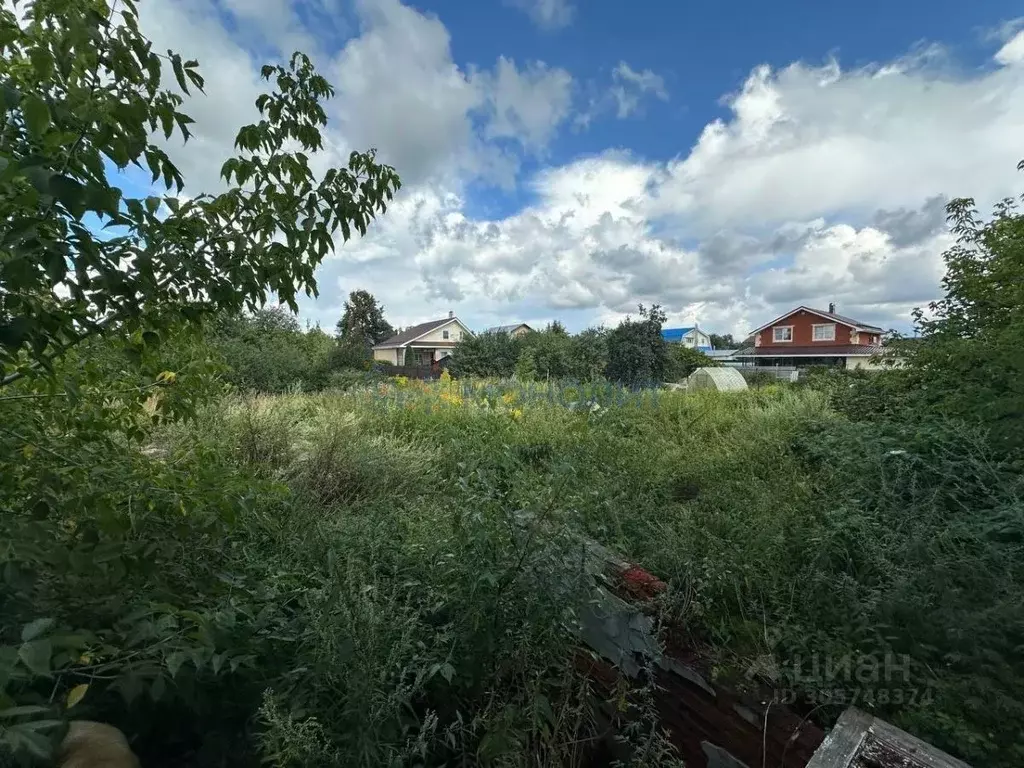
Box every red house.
[735,304,885,369]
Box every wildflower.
[510,408,523,421]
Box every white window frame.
[812,323,836,341]
[773,326,794,343]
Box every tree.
[208,308,334,392]
[664,345,717,382]
[332,290,394,370]
[516,329,573,380]
[449,331,522,377]
[0,1,400,387]
[893,189,1024,453]
[0,5,402,754]
[709,333,737,349]
[568,328,608,382]
[335,290,395,345]
[604,305,668,387]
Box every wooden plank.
[806,708,973,768]
[805,708,873,768]
[860,717,972,768]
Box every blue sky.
[128,0,1024,337]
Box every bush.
[326,369,385,391]
[449,331,523,378]
[605,305,668,387]
[737,368,777,388]
[208,308,335,393]
[664,345,716,382]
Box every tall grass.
[141,381,1024,765]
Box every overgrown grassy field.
[4,376,1022,766]
[149,377,1021,765]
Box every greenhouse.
[685,366,748,392]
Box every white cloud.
[995,29,1024,65]
[648,55,1024,232]
[505,0,575,31]
[610,62,669,118]
[130,1,1024,338]
[575,62,669,127]
[472,57,574,153]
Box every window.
[812,323,836,341]
[442,329,450,340]
[773,326,793,342]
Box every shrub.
[664,345,716,382]
[605,305,668,388]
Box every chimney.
[828,302,836,314]
[448,310,454,319]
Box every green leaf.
[165,651,186,678]
[65,683,89,709]
[0,705,50,719]
[49,175,86,219]
[142,330,160,347]
[21,618,55,642]
[18,639,52,677]
[23,165,53,194]
[0,318,32,350]
[170,53,188,95]
[29,47,53,80]
[22,94,50,138]
[3,725,53,760]
[1,83,22,110]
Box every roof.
[734,345,885,357]
[662,327,698,342]
[705,349,739,359]
[484,323,533,334]
[374,317,464,348]
[749,306,884,336]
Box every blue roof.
[662,327,696,343]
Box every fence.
[386,365,437,380]
[739,367,800,382]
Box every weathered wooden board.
[805,707,972,768]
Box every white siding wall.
[373,348,401,365]
[846,356,885,371]
[415,319,470,344]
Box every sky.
[124,0,1024,337]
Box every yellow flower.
[502,391,517,405]
[510,408,523,421]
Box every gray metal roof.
[375,318,454,348]
[483,323,533,334]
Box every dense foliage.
[207,308,335,393]
[1,0,400,760]
[0,1,399,386]
[451,309,710,385]
[604,305,670,388]
[708,333,737,349]
[332,290,396,370]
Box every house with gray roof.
[372,312,474,367]
[483,323,534,337]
